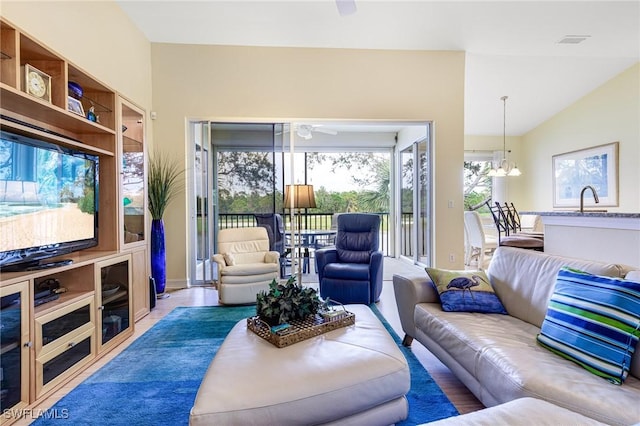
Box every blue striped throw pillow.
[537,267,640,384]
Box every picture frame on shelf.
[23,64,52,103]
[67,96,85,117]
[552,142,619,208]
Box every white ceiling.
[116,0,640,136]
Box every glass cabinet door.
[0,281,30,414]
[97,256,132,348]
[34,296,95,398]
[120,99,146,247]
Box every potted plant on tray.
[256,277,321,326]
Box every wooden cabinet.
[95,255,133,351]
[0,281,30,424]
[34,296,95,399]
[0,253,136,421]
[0,18,147,424]
[130,247,150,321]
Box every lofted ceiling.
[116,0,640,136]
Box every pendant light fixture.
[488,96,521,177]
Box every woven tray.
[247,309,355,348]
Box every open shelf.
[102,289,127,305]
[1,83,115,137]
[34,291,95,318]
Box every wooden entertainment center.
[0,18,149,424]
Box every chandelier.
[488,96,521,177]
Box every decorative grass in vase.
[147,152,182,296]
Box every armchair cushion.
[323,263,370,281]
[222,263,279,277]
[264,251,280,264]
[223,253,236,266]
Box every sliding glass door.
[398,132,432,266]
[189,123,284,285]
[188,119,429,285]
[400,147,414,258]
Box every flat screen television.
[0,128,99,272]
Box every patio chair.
[254,213,287,277]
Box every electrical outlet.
[449,253,455,263]
[448,200,454,208]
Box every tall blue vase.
[150,219,166,296]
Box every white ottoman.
[190,304,410,425]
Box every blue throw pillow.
[425,268,507,314]
[537,267,640,385]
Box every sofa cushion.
[486,247,625,328]
[424,397,608,426]
[425,268,507,314]
[537,267,640,385]
[626,271,640,282]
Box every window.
[464,152,493,212]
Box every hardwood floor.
[15,260,483,425]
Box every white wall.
[150,43,466,283]
[520,63,640,212]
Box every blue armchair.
[315,213,383,304]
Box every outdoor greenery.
[216,151,392,215]
[464,160,492,211]
[213,151,493,216]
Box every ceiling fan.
[296,124,338,140]
[276,124,339,140]
[335,0,357,16]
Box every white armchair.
[212,227,280,305]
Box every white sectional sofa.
[394,246,640,425]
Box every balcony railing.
[217,212,391,255]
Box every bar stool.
[488,202,544,251]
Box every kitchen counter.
[521,211,640,219]
[523,211,640,267]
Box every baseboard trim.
[166,278,189,290]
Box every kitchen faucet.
[580,185,600,213]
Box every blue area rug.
[33,305,458,425]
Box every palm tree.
[360,159,390,212]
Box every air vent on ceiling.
[557,35,591,44]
